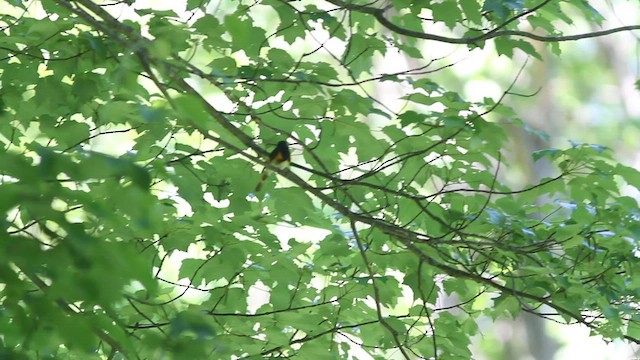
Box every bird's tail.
[255,171,269,192]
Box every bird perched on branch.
[255,141,291,192]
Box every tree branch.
[325,0,640,44]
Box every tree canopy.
[1,0,639,359]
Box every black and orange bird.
[255,141,291,192]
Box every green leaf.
[460,0,483,24]
[511,39,542,59]
[532,148,561,161]
[224,14,266,57]
[343,33,385,78]
[272,187,316,222]
[431,1,462,29]
[170,311,216,339]
[494,36,515,57]
[615,164,640,189]
[208,56,238,76]
[97,101,139,125]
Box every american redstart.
[255,141,291,192]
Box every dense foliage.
[0,0,639,358]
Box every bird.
[255,141,291,192]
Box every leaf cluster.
[0,0,638,359]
